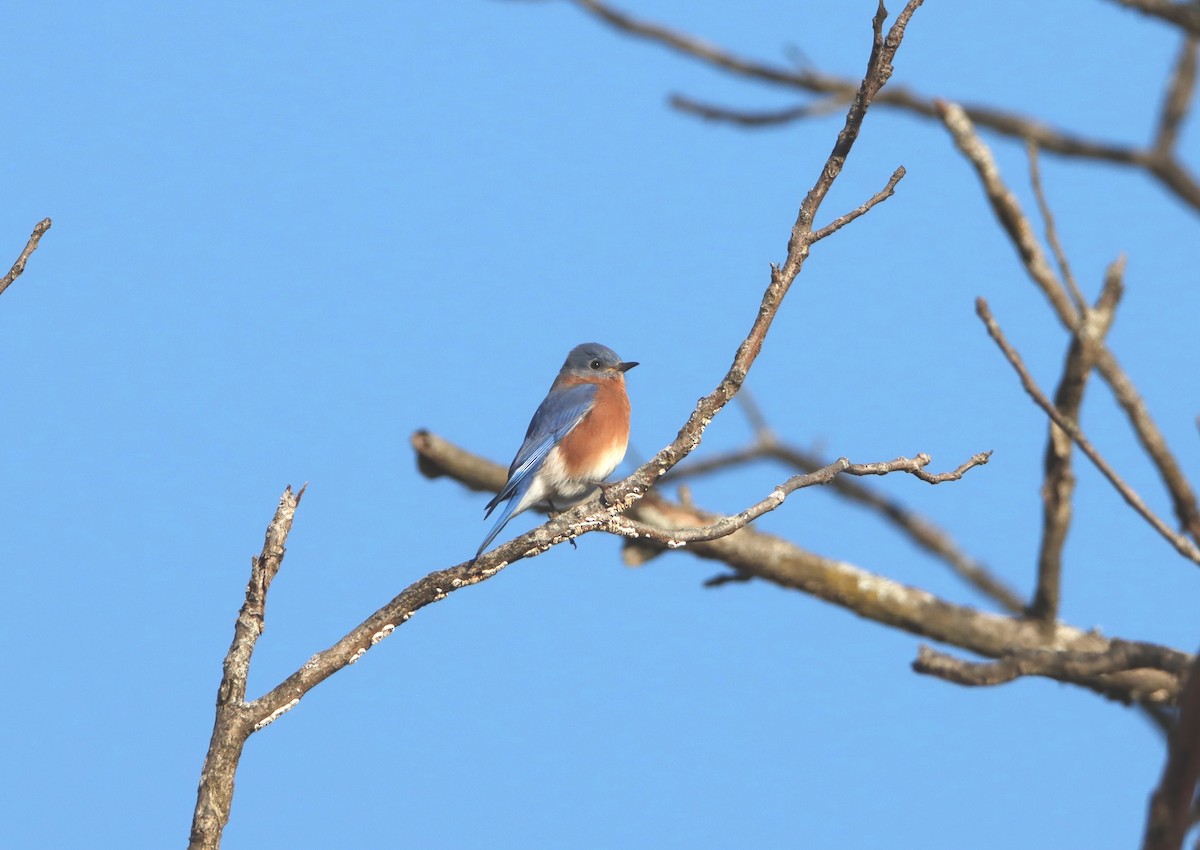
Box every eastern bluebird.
[476,342,638,558]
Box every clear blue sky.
[3,2,1197,847]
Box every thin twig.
[976,298,1200,565]
[671,93,846,125]
[614,452,990,547]
[735,386,775,440]
[1027,143,1086,314]
[668,439,1024,612]
[0,218,53,299]
[813,166,906,242]
[703,570,754,588]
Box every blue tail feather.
[475,477,531,558]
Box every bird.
[476,342,638,558]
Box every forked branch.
[940,101,1200,550]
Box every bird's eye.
[589,359,603,370]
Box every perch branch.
[413,429,1190,706]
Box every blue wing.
[476,383,598,558]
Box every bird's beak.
[618,361,639,373]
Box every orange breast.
[557,377,631,482]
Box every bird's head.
[560,342,638,380]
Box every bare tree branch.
[568,0,1200,212]
[976,298,1200,565]
[0,218,53,299]
[940,101,1200,548]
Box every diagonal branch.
[976,298,1200,566]
[0,218,53,299]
